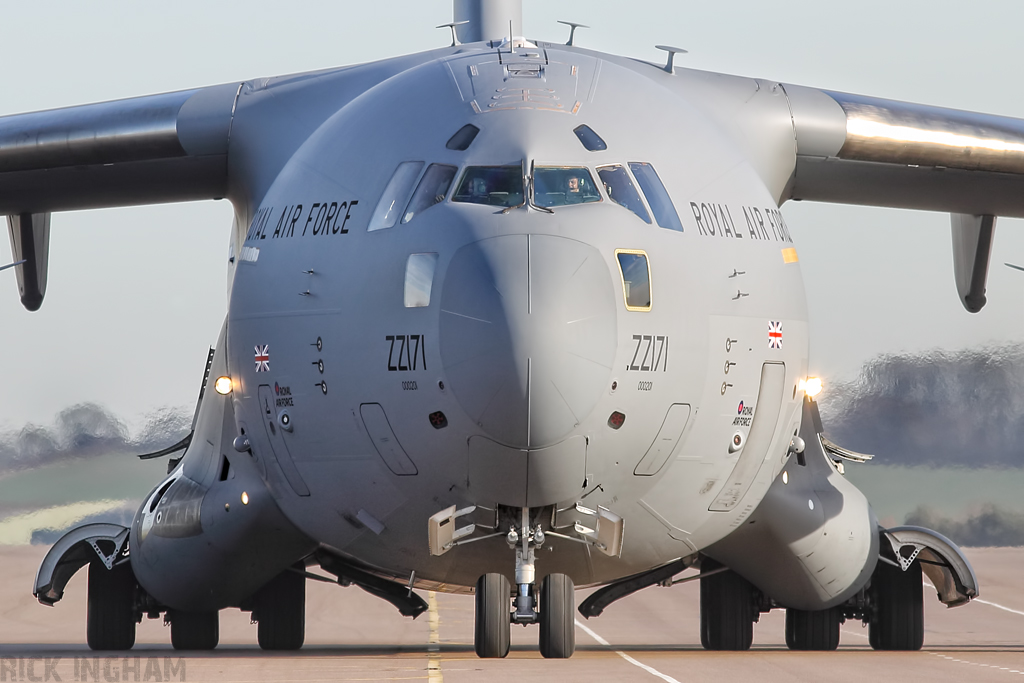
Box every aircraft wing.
[784,85,1024,219]
[0,85,238,216]
[0,52,437,310]
[782,85,1024,312]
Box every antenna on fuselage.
[437,20,469,47]
[654,45,688,74]
[557,21,589,46]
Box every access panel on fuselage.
[709,362,785,511]
[257,384,310,496]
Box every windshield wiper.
[526,160,553,214]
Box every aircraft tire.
[86,561,137,651]
[254,566,306,650]
[474,573,510,658]
[700,559,754,651]
[785,607,841,650]
[168,609,219,650]
[869,560,923,650]
[539,573,575,659]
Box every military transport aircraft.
[6,0,1010,659]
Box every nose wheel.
[474,573,511,658]
[472,508,577,659]
[539,573,575,658]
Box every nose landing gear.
[473,508,577,659]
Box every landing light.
[241,492,249,505]
[215,376,233,395]
[803,377,823,398]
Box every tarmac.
[0,545,1021,682]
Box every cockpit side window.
[533,167,601,208]
[628,162,683,232]
[403,164,457,224]
[597,165,651,224]
[369,161,424,231]
[452,166,524,207]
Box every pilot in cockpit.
[471,176,489,199]
[565,175,582,203]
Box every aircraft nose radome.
[440,235,617,449]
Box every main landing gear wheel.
[253,566,306,650]
[700,559,754,651]
[785,607,841,650]
[539,573,575,659]
[86,561,137,651]
[168,610,220,650]
[474,573,511,658]
[870,559,924,650]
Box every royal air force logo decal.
[255,345,270,372]
[768,321,783,349]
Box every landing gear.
[700,559,754,651]
[785,607,841,650]
[86,561,137,651]
[472,508,578,659]
[539,573,575,659]
[168,609,219,650]
[253,566,306,650]
[474,573,511,658]
[870,559,923,650]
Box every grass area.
[0,453,165,511]
[845,464,1024,526]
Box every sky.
[4,0,1024,432]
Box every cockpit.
[367,118,684,230]
[369,158,683,230]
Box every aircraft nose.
[439,235,617,448]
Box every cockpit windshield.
[533,167,601,208]
[452,166,524,207]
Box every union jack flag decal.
[255,345,270,372]
[768,321,783,349]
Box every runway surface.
[1,545,1021,682]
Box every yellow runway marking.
[427,591,443,683]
